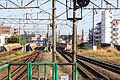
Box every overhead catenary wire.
[0,0,120,35]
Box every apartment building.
[0,26,11,35]
[101,0,113,44]
[0,26,19,36]
[89,22,101,45]
[111,19,120,45]
[94,22,101,45]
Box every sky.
[0,0,120,35]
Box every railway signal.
[77,0,90,7]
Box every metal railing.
[0,62,78,80]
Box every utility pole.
[58,30,60,44]
[117,0,119,8]
[21,0,23,7]
[19,19,20,44]
[81,29,84,49]
[82,29,84,42]
[5,0,8,7]
[47,25,49,51]
[101,0,103,8]
[92,5,95,48]
[52,0,56,62]
[72,0,77,80]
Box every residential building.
[94,22,101,44]
[0,26,11,35]
[0,26,19,36]
[101,0,113,44]
[88,29,93,44]
[89,22,102,45]
[10,27,19,36]
[111,19,120,45]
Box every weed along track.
[57,49,120,79]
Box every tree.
[7,36,19,43]
[7,36,26,45]
[19,37,27,45]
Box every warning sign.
[60,73,69,80]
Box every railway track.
[2,49,43,80]
[14,51,42,80]
[77,55,120,75]
[57,49,109,79]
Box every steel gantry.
[0,0,120,80]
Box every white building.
[101,0,113,44]
[0,36,6,46]
[111,19,120,45]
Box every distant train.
[36,38,47,47]
[58,43,67,50]
[34,38,47,50]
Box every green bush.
[96,44,101,49]
[19,37,27,45]
[7,36,19,43]
[7,36,26,45]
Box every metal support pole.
[37,0,39,6]
[44,65,47,80]
[5,0,8,8]
[117,0,119,8]
[56,30,57,47]
[27,63,29,80]
[8,65,11,80]
[81,29,84,49]
[55,63,58,80]
[52,64,55,80]
[29,63,32,80]
[19,19,20,44]
[101,0,103,8]
[21,0,23,7]
[37,65,40,80]
[92,6,95,48]
[72,0,77,80]
[47,25,49,51]
[52,0,57,62]
[58,30,60,44]
[82,29,84,42]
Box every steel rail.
[2,51,38,80]
[57,49,94,79]
[77,55,120,75]
[57,49,109,79]
[67,53,109,80]
[14,52,40,80]
[20,51,43,80]
[2,47,41,80]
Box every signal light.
[77,0,90,7]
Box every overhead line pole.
[52,0,57,62]
[21,0,23,7]
[19,19,20,44]
[92,6,95,48]
[117,0,119,8]
[72,0,77,80]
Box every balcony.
[113,33,118,36]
